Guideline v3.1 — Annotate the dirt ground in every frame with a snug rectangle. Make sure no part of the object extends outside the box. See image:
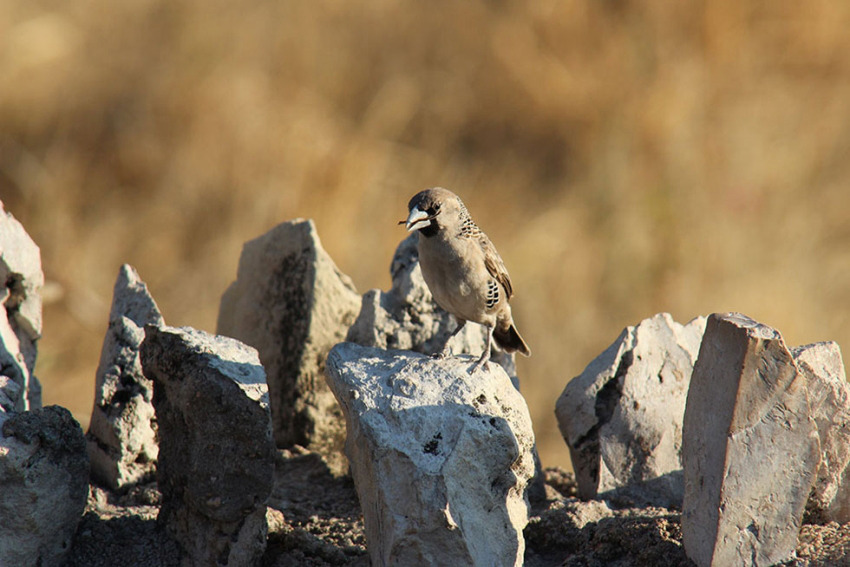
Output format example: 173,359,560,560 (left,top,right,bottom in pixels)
65,449,850,567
